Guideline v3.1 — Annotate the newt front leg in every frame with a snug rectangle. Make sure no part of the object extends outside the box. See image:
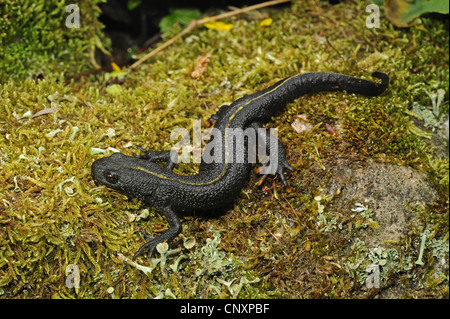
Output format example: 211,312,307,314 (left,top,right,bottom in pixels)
133,206,182,259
